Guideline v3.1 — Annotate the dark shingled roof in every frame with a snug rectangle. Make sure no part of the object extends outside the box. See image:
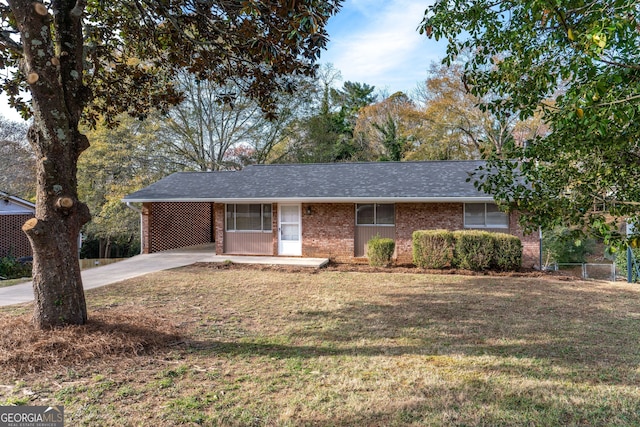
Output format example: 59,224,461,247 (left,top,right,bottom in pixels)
123,161,493,202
